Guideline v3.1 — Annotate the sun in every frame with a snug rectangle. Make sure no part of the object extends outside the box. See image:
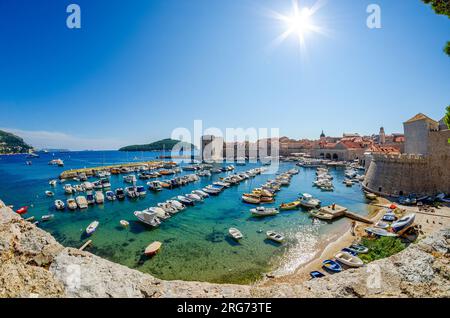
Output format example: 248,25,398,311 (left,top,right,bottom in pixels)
269,0,326,53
